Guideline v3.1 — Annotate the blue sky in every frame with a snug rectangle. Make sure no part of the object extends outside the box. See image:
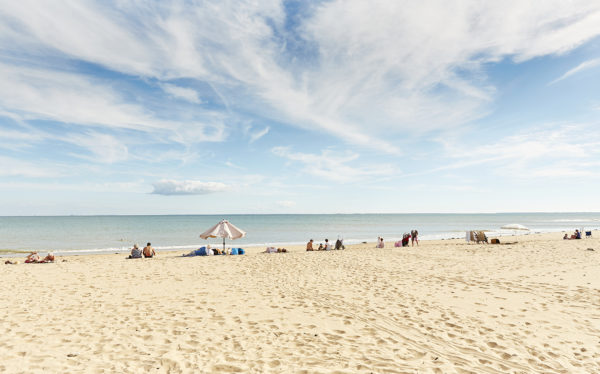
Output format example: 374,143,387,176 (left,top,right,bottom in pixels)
1,0,599,215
